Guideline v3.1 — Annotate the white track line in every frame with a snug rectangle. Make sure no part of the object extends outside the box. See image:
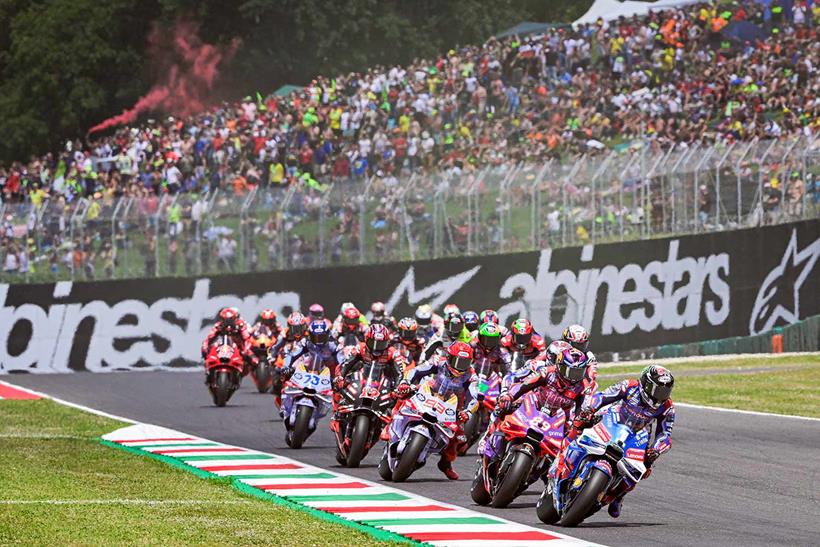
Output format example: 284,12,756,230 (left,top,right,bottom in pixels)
599,351,820,367
675,402,820,421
